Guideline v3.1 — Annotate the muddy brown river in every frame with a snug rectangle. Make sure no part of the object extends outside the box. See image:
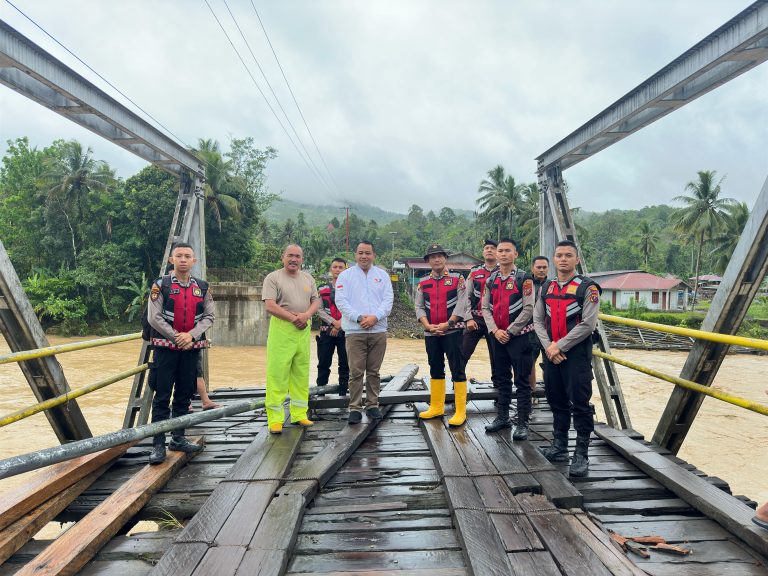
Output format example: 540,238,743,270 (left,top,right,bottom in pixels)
1,336,766,509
